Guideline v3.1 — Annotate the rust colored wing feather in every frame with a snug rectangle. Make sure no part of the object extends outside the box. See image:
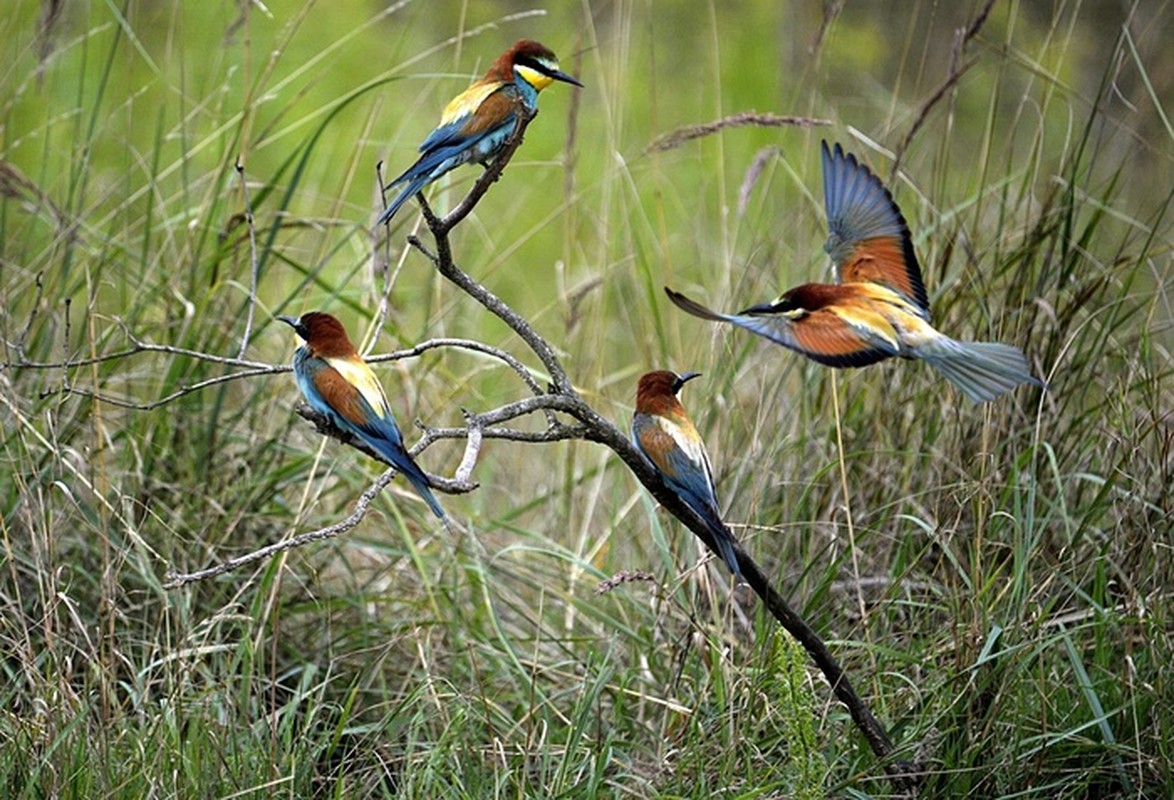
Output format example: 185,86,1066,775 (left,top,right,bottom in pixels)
787,308,897,367
312,366,379,432
460,89,521,137
839,235,924,308
822,141,929,312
